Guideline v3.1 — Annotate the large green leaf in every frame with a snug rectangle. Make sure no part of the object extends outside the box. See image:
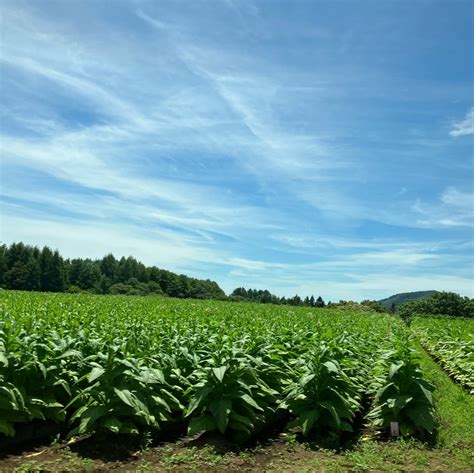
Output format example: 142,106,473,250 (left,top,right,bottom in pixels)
230,411,254,429
186,386,213,417
0,419,15,437
238,394,263,412
113,388,151,421
405,406,436,434
320,400,341,428
88,367,105,383
0,351,8,368
212,366,228,383
323,361,340,374
188,415,216,436
210,398,232,434
388,362,403,380
416,381,433,404
77,405,109,434
288,409,319,436
101,416,123,433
